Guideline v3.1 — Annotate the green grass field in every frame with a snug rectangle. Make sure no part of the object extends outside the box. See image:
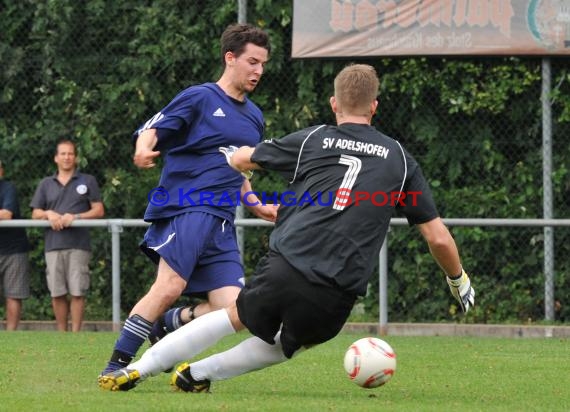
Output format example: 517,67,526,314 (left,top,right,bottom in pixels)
1,331,568,411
